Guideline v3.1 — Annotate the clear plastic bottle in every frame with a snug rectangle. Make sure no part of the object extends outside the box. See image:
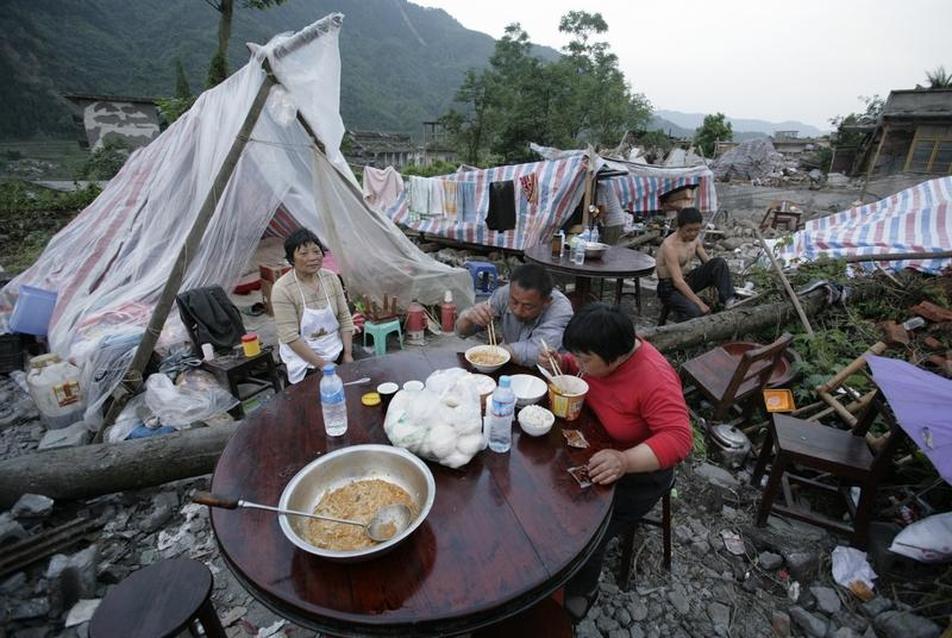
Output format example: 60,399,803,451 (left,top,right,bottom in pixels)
319,363,348,436
590,225,600,244
571,237,586,265
488,375,515,453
